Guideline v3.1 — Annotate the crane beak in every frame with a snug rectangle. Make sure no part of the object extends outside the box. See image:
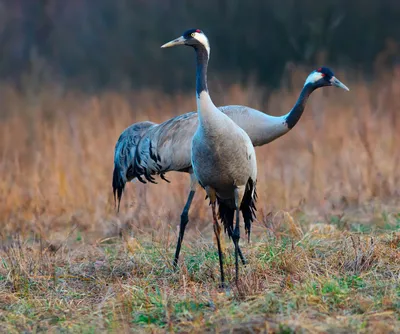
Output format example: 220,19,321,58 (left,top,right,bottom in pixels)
161,36,186,48
331,76,350,91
